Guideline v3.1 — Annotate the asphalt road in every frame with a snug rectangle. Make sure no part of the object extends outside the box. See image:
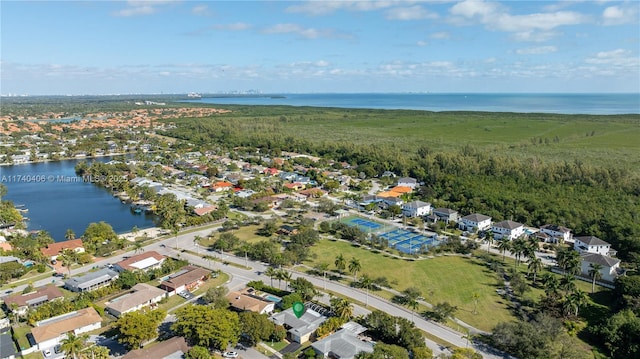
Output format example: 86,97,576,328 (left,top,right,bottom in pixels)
3,225,512,358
